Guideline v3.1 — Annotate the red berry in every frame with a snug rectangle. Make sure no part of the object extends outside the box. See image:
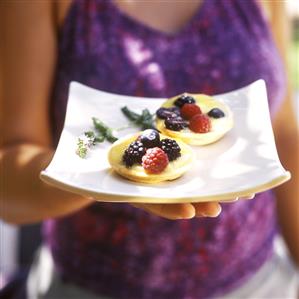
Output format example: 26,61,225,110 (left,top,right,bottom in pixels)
189,114,211,133
142,147,169,174
180,104,202,120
